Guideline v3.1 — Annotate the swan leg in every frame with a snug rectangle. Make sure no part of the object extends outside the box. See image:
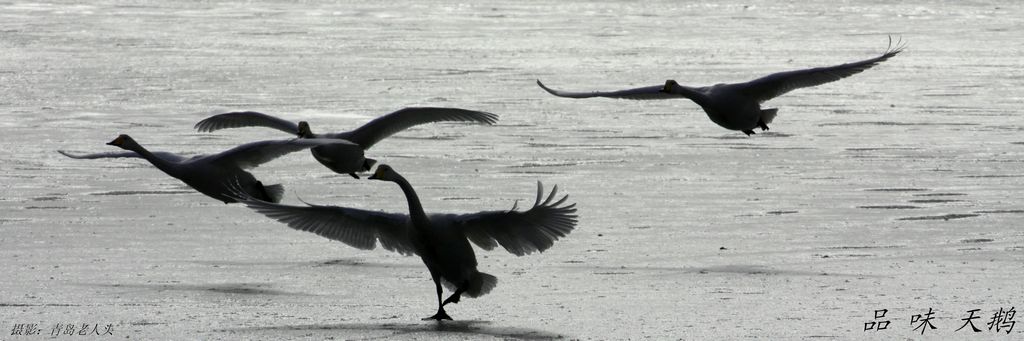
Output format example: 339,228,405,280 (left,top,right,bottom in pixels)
742,129,756,136
442,280,469,306
424,273,452,321
348,172,360,179
757,120,770,131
